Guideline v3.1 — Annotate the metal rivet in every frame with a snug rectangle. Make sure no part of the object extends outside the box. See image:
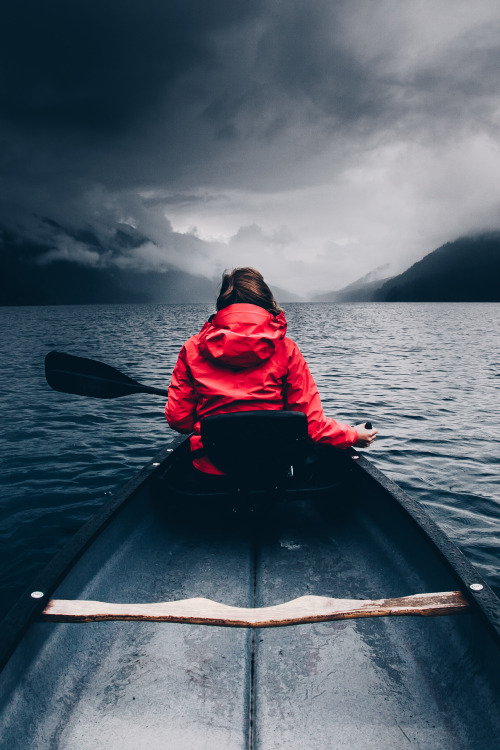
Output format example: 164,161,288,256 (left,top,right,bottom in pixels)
152,462,160,467
166,449,173,453
469,583,484,592
31,591,44,599
352,455,359,461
